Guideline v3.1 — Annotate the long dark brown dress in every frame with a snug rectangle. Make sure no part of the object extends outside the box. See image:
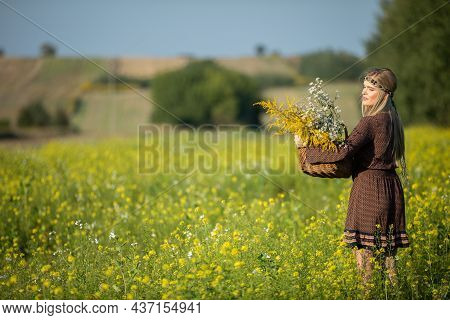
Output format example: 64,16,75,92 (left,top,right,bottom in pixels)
305,112,409,250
